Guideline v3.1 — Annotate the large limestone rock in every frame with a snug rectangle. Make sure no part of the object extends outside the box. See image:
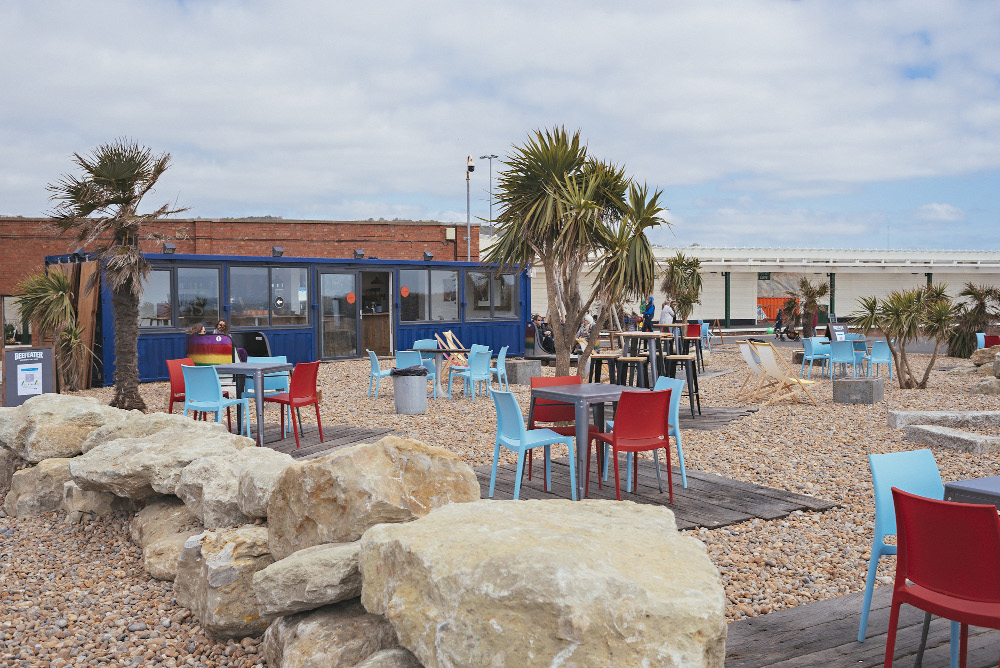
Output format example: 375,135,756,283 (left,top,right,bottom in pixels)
252,542,362,618
973,378,1000,395
261,600,401,668
0,447,27,493
268,436,479,560
238,450,296,518
971,347,1000,366
80,410,207,453
0,394,127,463
131,498,204,580
62,480,136,524
355,649,423,668
177,448,294,527
175,526,274,639
3,458,73,517
361,500,727,668
69,425,254,499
